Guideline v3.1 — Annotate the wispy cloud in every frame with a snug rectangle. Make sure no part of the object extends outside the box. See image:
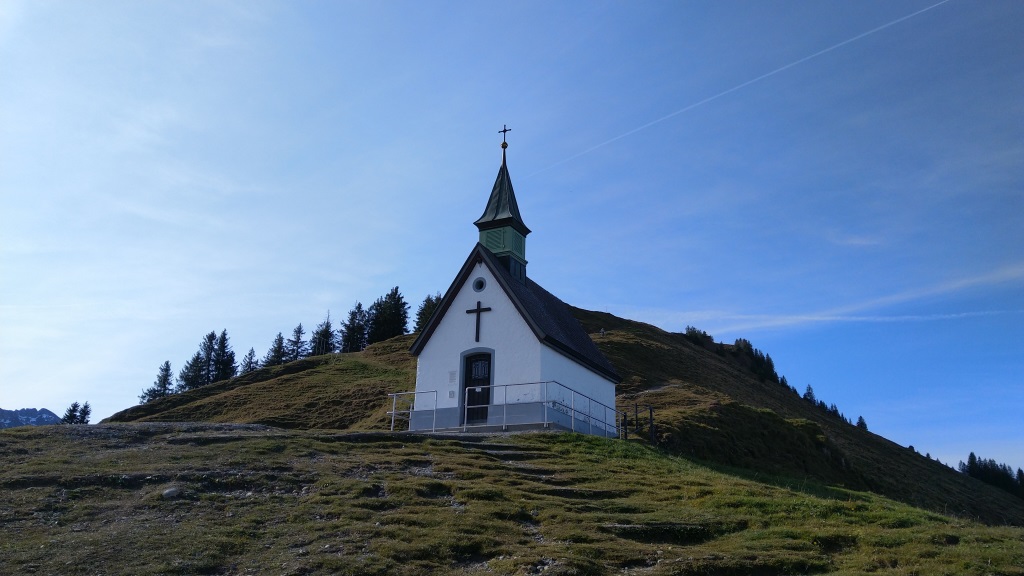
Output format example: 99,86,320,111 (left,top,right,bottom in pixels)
719,264,1024,332
620,263,1024,334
